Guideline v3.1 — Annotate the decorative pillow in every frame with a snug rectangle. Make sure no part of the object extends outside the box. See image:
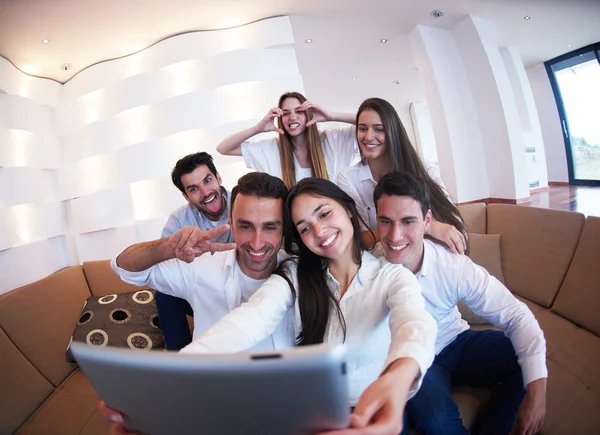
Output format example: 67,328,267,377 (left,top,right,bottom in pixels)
67,290,164,362
458,233,505,325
